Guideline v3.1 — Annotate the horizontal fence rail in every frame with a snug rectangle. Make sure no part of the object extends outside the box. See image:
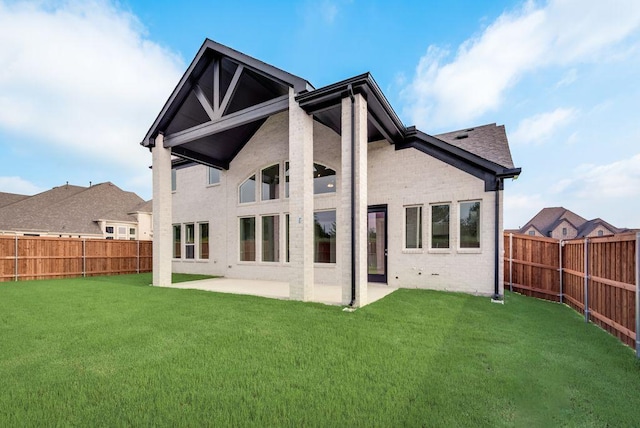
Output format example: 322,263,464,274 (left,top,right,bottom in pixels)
0,236,152,282
504,232,639,355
